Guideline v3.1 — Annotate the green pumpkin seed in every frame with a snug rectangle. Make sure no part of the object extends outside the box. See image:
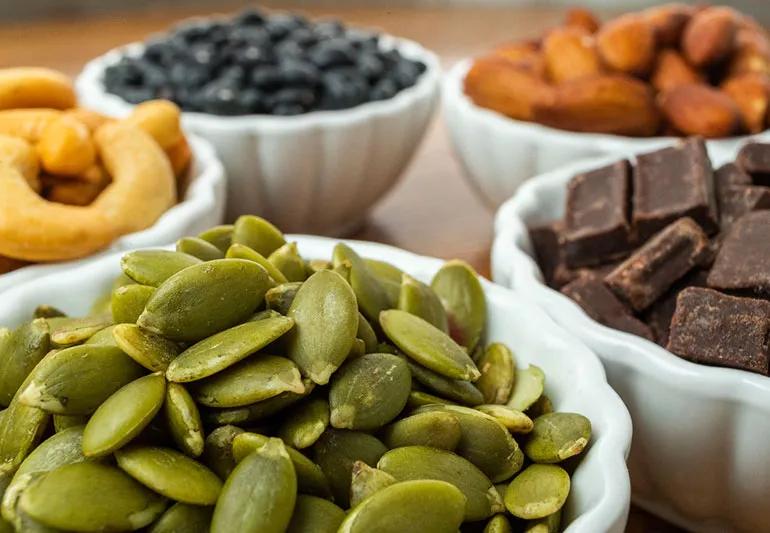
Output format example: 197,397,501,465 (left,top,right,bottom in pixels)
138,259,273,342
527,395,554,419
176,237,225,261
82,373,166,458
380,310,480,382
211,438,296,533
287,494,345,533
484,514,513,533
406,360,484,406
0,398,48,477
523,413,591,463
306,259,331,274
250,309,285,321
476,405,534,434
193,355,305,408
356,313,378,353
265,282,302,315
415,405,523,483
231,215,286,258
333,244,390,322
507,365,545,412
116,446,222,505
268,242,307,282
285,270,358,385
232,433,331,499
347,338,366,359
166,317,294,383
112,324,180,372
332,260,351,283
406,391,455,409
19,462,166,531
112,284,156,324
149,502,212,533
525,510,561,533
227,243,289,284
382,411,462,451
431,260,486,353
18,345,144,415
52,414,87,433
121,250,202,287
198,225,234,253
32,306,65,319
278,397,330,449
0,319,50,406
504,464,570,520
312,429,387,507
84,325,119,347
364,259,402,308
202,381,314,426
349,461,396,508
476,343,515,405
398,274,449,332
165,383,204,457
329,353,411,431
10,508,56,533
46,314,112,348
202,426,244,479
377,446,503,521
